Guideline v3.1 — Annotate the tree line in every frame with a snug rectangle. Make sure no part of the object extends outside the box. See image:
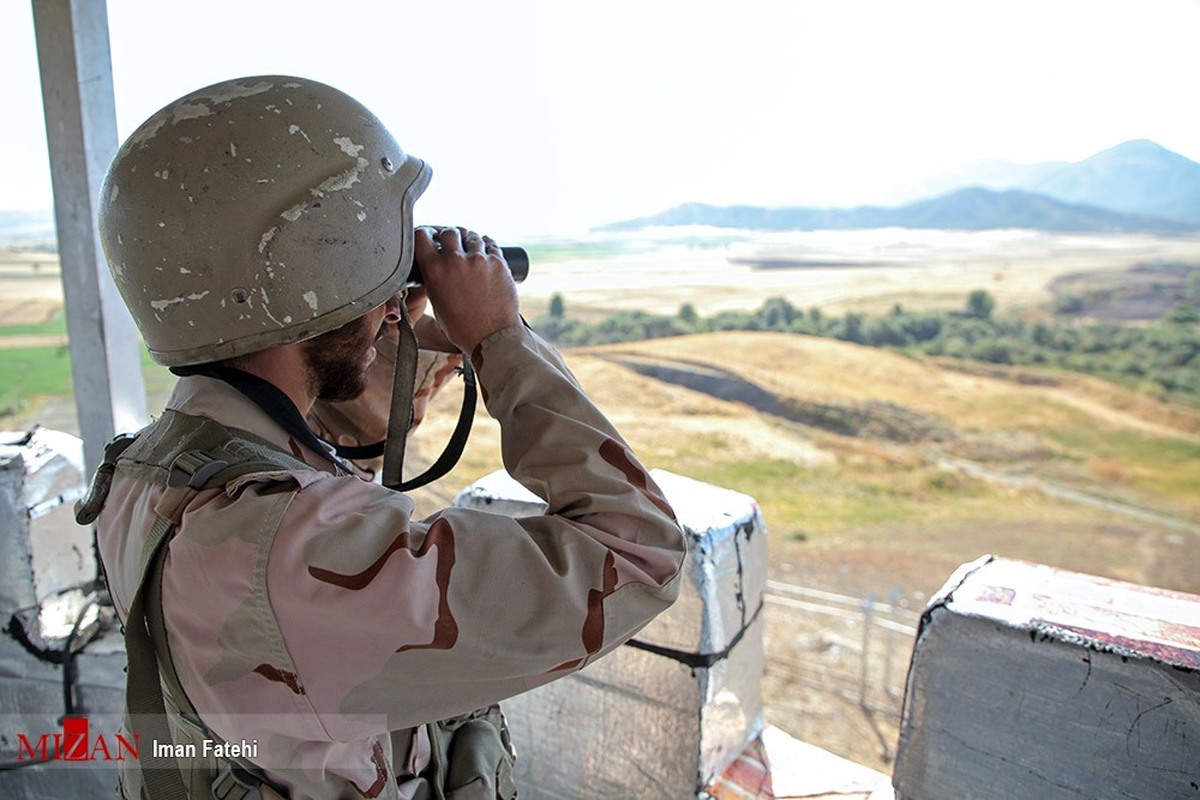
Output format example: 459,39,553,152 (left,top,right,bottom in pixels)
531,287,1200,404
